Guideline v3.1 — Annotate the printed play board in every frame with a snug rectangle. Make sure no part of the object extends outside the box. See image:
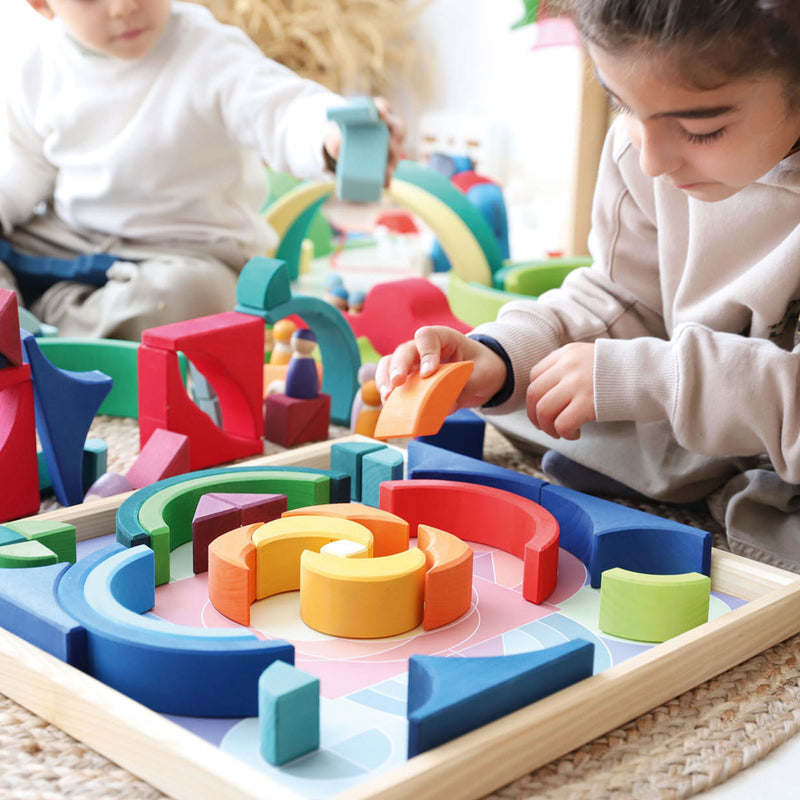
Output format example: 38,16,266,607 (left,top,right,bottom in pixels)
1,437,800,800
